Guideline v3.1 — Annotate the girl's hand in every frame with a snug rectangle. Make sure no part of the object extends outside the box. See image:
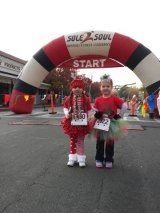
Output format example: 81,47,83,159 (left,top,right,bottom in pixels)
67,107,72,118
113,114,121,120
94,111,103,119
